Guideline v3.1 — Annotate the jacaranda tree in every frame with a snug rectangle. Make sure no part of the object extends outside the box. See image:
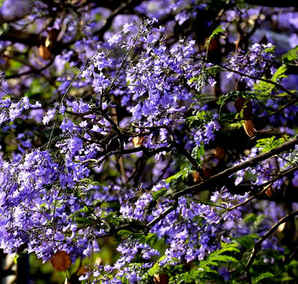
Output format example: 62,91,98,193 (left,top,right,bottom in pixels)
0,0,297,283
